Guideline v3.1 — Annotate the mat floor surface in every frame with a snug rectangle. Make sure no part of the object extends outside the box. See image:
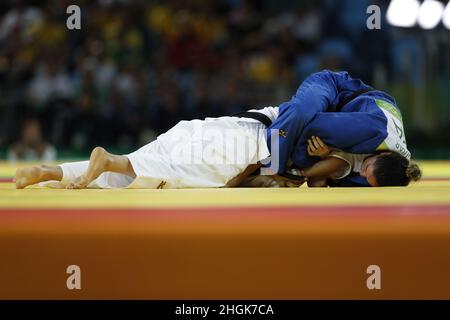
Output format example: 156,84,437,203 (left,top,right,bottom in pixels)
1,161,450,299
